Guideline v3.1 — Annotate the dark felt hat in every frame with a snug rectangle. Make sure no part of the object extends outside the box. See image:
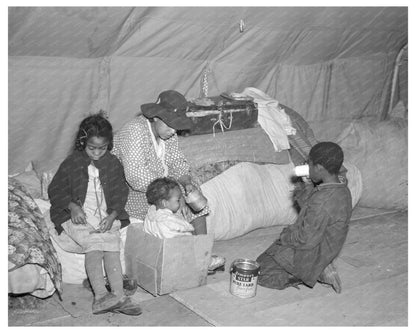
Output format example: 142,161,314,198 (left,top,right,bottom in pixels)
141,90,193,130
